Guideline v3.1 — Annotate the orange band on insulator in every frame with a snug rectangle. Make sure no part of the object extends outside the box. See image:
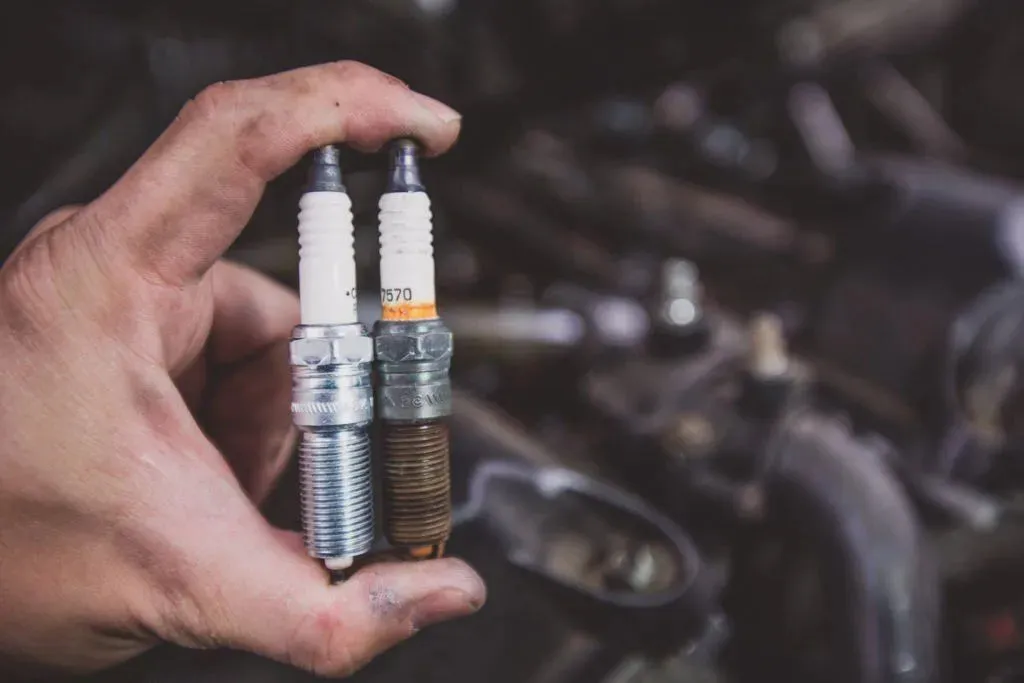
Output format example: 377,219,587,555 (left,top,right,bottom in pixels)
382,302,438,321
